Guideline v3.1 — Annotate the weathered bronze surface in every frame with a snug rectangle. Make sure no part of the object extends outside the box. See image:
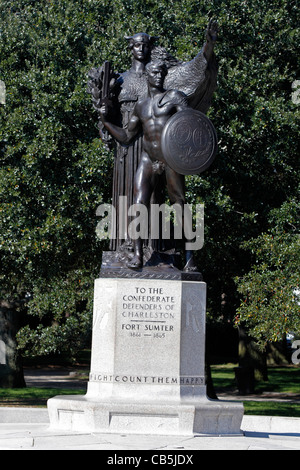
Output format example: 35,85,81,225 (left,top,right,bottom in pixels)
88,21,218,274
161,109,217,175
